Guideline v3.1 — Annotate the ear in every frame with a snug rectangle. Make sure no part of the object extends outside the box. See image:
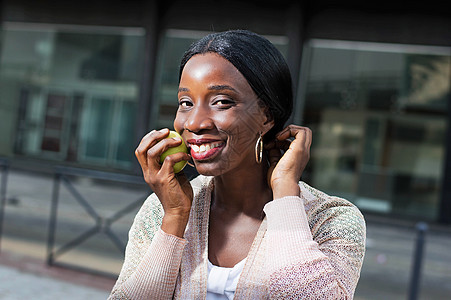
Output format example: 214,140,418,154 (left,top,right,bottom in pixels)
262,106,275,136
